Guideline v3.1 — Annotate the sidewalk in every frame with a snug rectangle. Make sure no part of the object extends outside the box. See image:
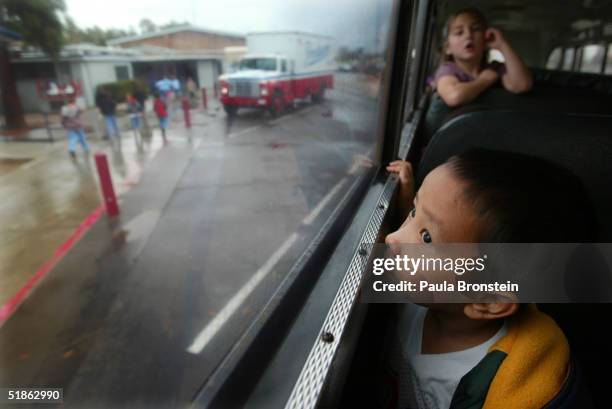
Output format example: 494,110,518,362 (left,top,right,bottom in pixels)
0,104,221,308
